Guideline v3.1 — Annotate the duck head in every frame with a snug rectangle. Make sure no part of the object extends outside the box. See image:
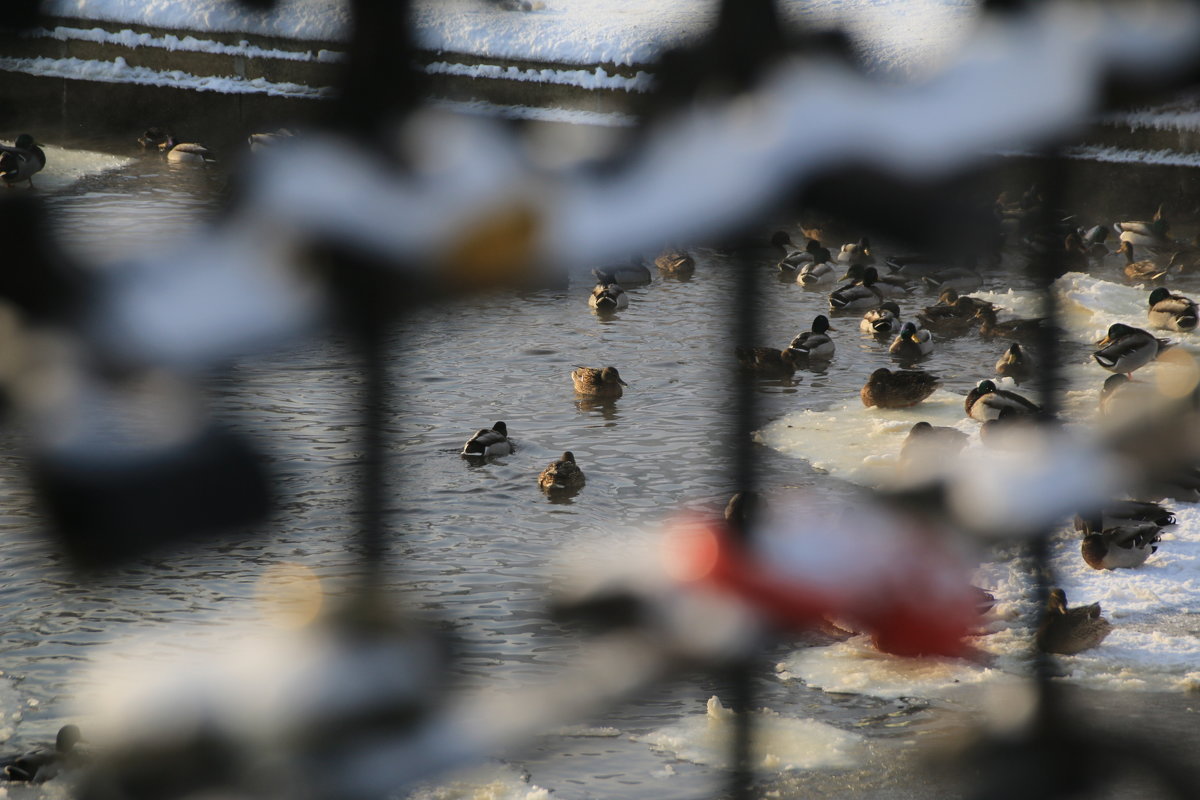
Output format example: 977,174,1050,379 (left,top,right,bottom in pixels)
975,379,998,395
600,366,628,386
811,314,834,333
1096,322,1136,346
1148,286,1173,306
13,133,38,150
898,321,918,340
